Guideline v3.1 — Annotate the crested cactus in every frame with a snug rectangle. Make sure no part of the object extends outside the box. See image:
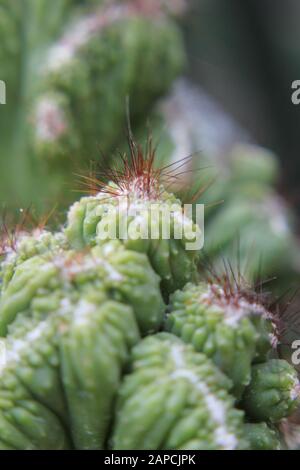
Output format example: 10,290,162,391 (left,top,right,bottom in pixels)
65,138,201,294
0,143,299,450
